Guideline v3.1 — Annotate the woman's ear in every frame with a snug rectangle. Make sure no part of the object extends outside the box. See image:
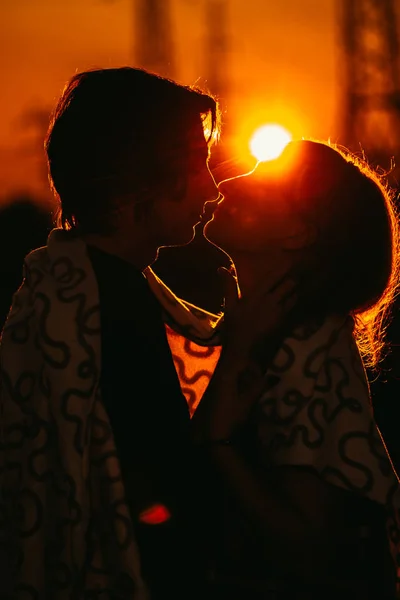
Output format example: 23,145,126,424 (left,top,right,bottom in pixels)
282,165,323,251
281,220,316,250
